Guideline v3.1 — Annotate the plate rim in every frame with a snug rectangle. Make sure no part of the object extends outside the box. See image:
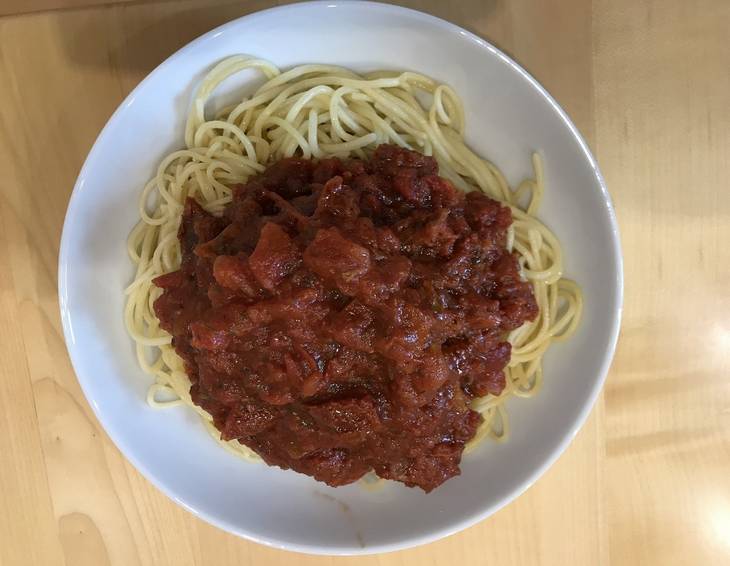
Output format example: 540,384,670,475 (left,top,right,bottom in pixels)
58,0,623,555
